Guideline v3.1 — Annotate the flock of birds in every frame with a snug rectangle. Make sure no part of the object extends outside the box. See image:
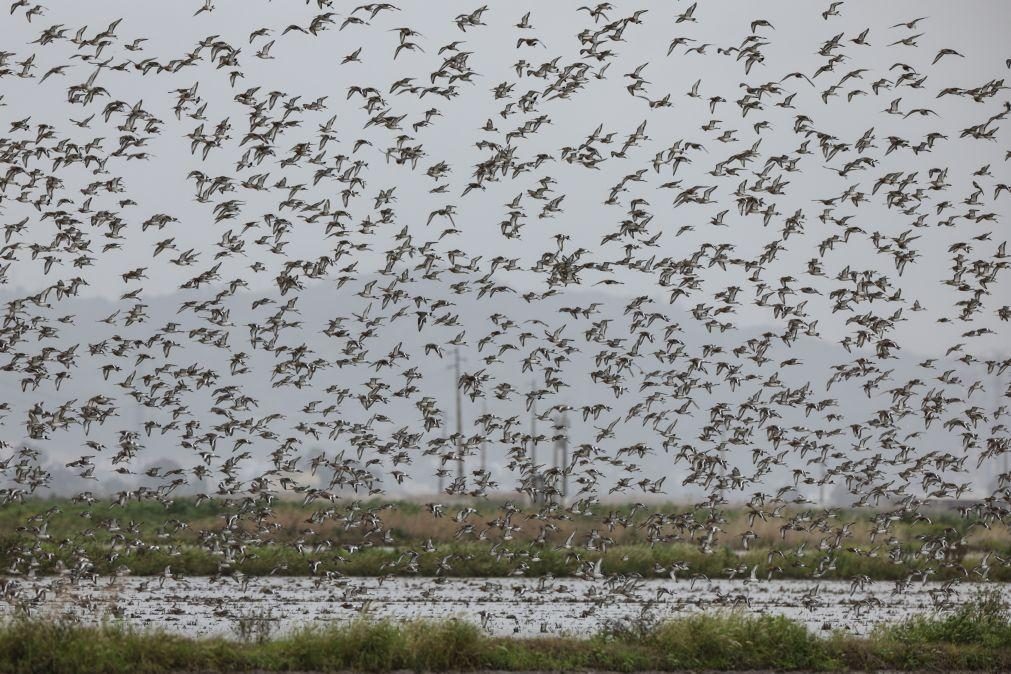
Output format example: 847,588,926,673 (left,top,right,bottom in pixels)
0,0,1009,624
